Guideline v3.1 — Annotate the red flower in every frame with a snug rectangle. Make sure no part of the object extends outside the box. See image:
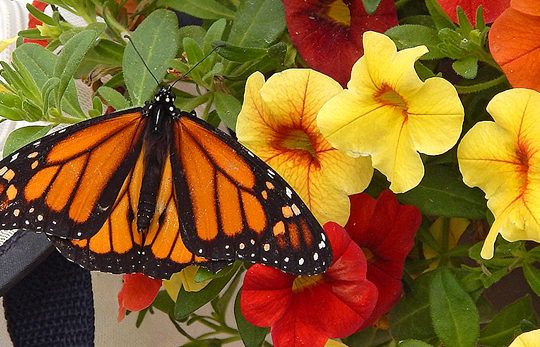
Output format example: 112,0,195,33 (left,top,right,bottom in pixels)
24,1,49,47
282,0,398,86
436,0,509,24
117,273,162,321
240,222,378,347
345,190,421,328
489,2,540,91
